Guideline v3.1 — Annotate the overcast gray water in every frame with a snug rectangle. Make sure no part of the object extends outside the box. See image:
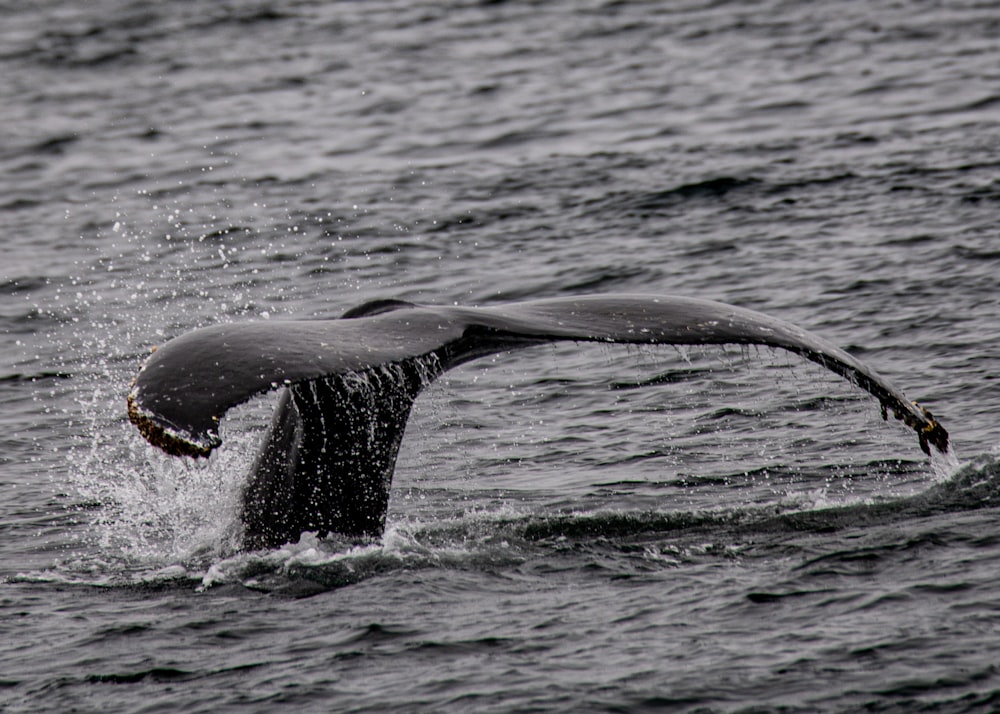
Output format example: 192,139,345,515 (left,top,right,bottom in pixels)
2,1,999,711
